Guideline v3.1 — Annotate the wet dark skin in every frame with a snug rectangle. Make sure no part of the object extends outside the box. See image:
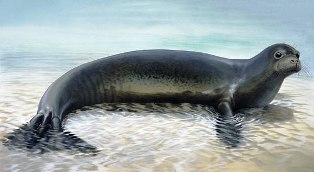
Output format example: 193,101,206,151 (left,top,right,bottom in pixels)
29,44,301,135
